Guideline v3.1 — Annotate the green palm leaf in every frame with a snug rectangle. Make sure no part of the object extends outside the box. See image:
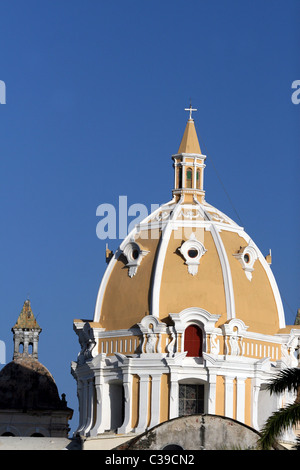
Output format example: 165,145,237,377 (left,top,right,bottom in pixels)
266,368,300,395
258,400,300,449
